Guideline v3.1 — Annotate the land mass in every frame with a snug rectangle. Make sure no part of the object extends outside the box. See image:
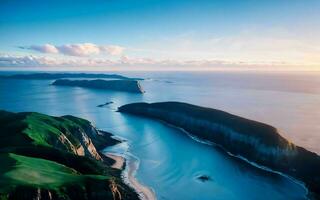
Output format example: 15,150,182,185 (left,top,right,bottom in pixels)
118,101,320,199
52,79,145,94
0,73,143,80
97,101,114,107
0,110,139,200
